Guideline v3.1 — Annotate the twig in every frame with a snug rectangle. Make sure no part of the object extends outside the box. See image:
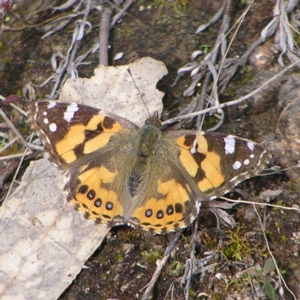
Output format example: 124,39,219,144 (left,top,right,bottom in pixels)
99,8,112,66
219,35,266,91
195,0,232,126
253,205,297,299
2,151,28,201
196,0,227,33
183,219,198,300
220,196,300,211
141,230,182,300
0,108,31,153
110,0,134,29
